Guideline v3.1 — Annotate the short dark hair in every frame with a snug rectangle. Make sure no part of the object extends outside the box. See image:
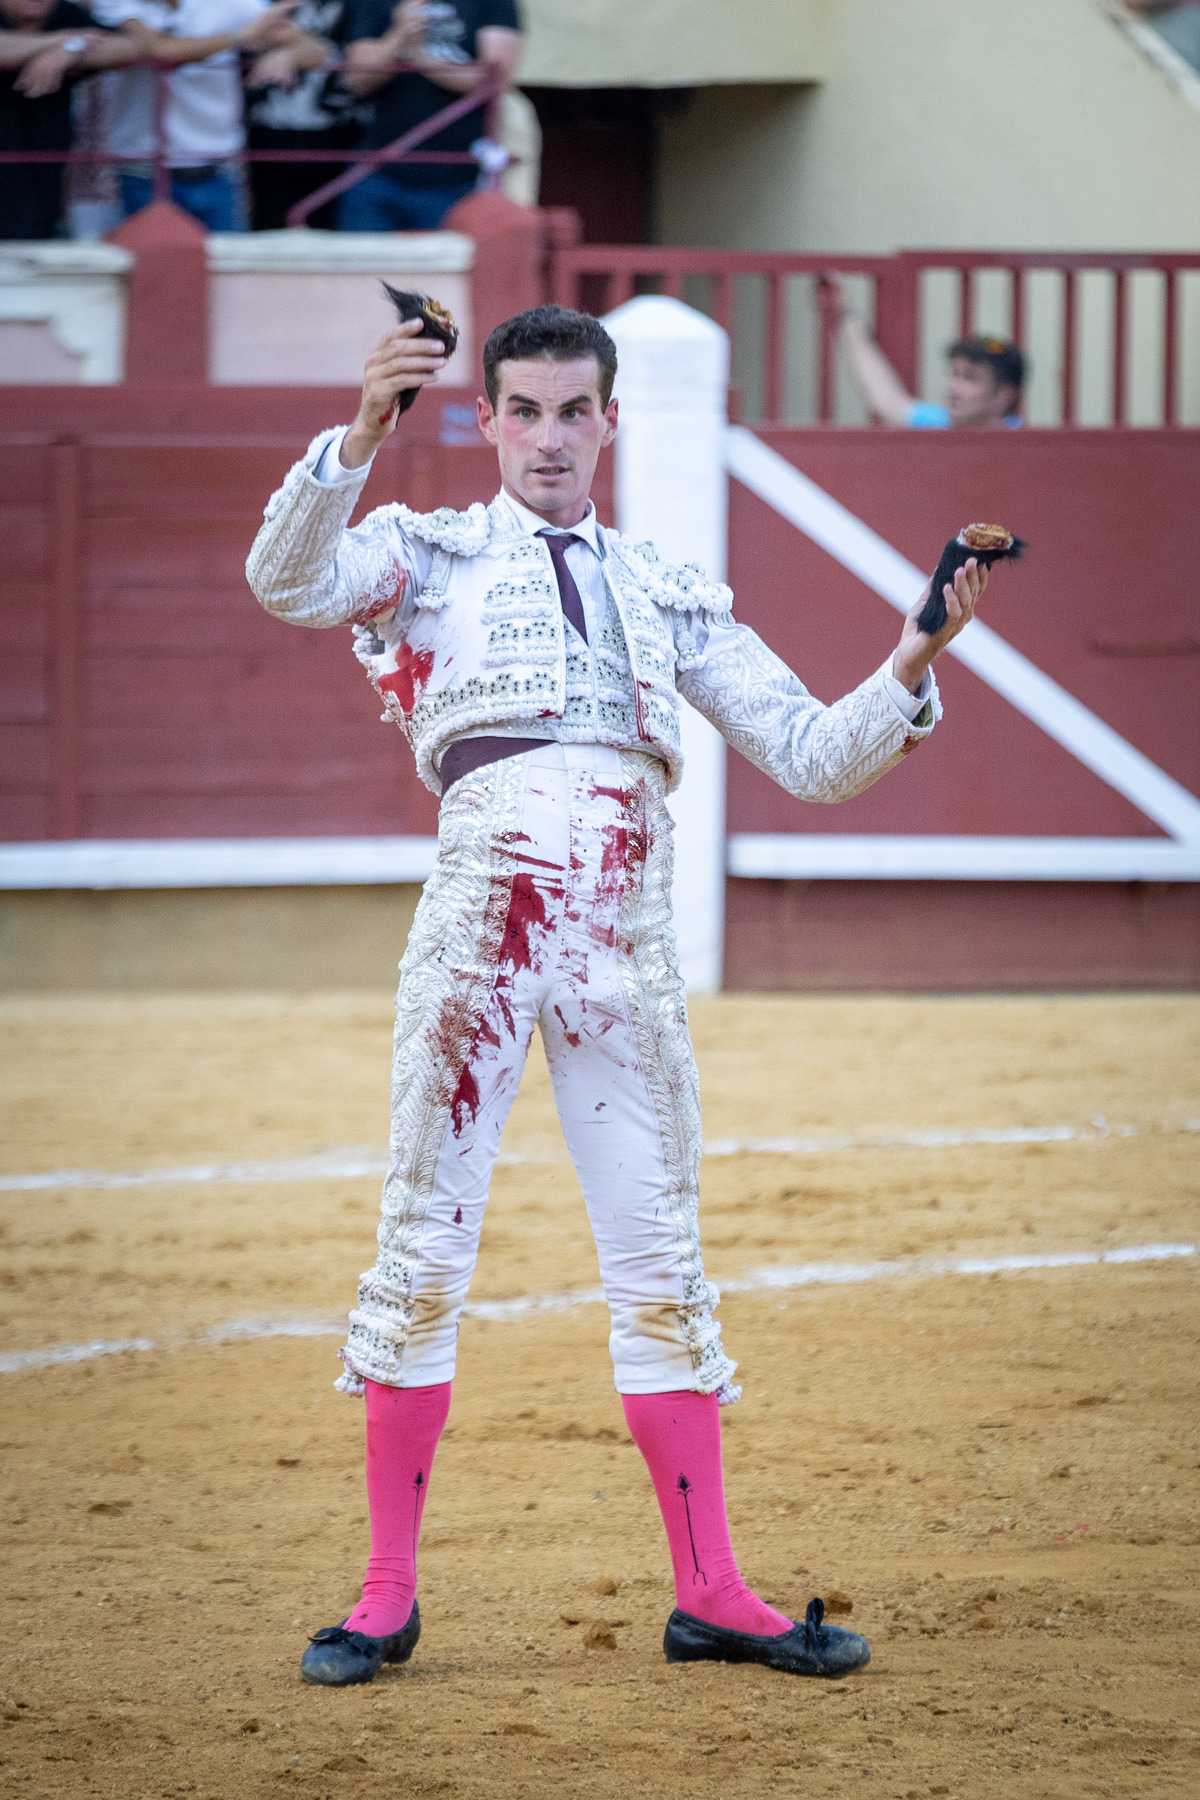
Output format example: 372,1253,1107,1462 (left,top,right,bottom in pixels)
948,334,1026,392
483,305,618,409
